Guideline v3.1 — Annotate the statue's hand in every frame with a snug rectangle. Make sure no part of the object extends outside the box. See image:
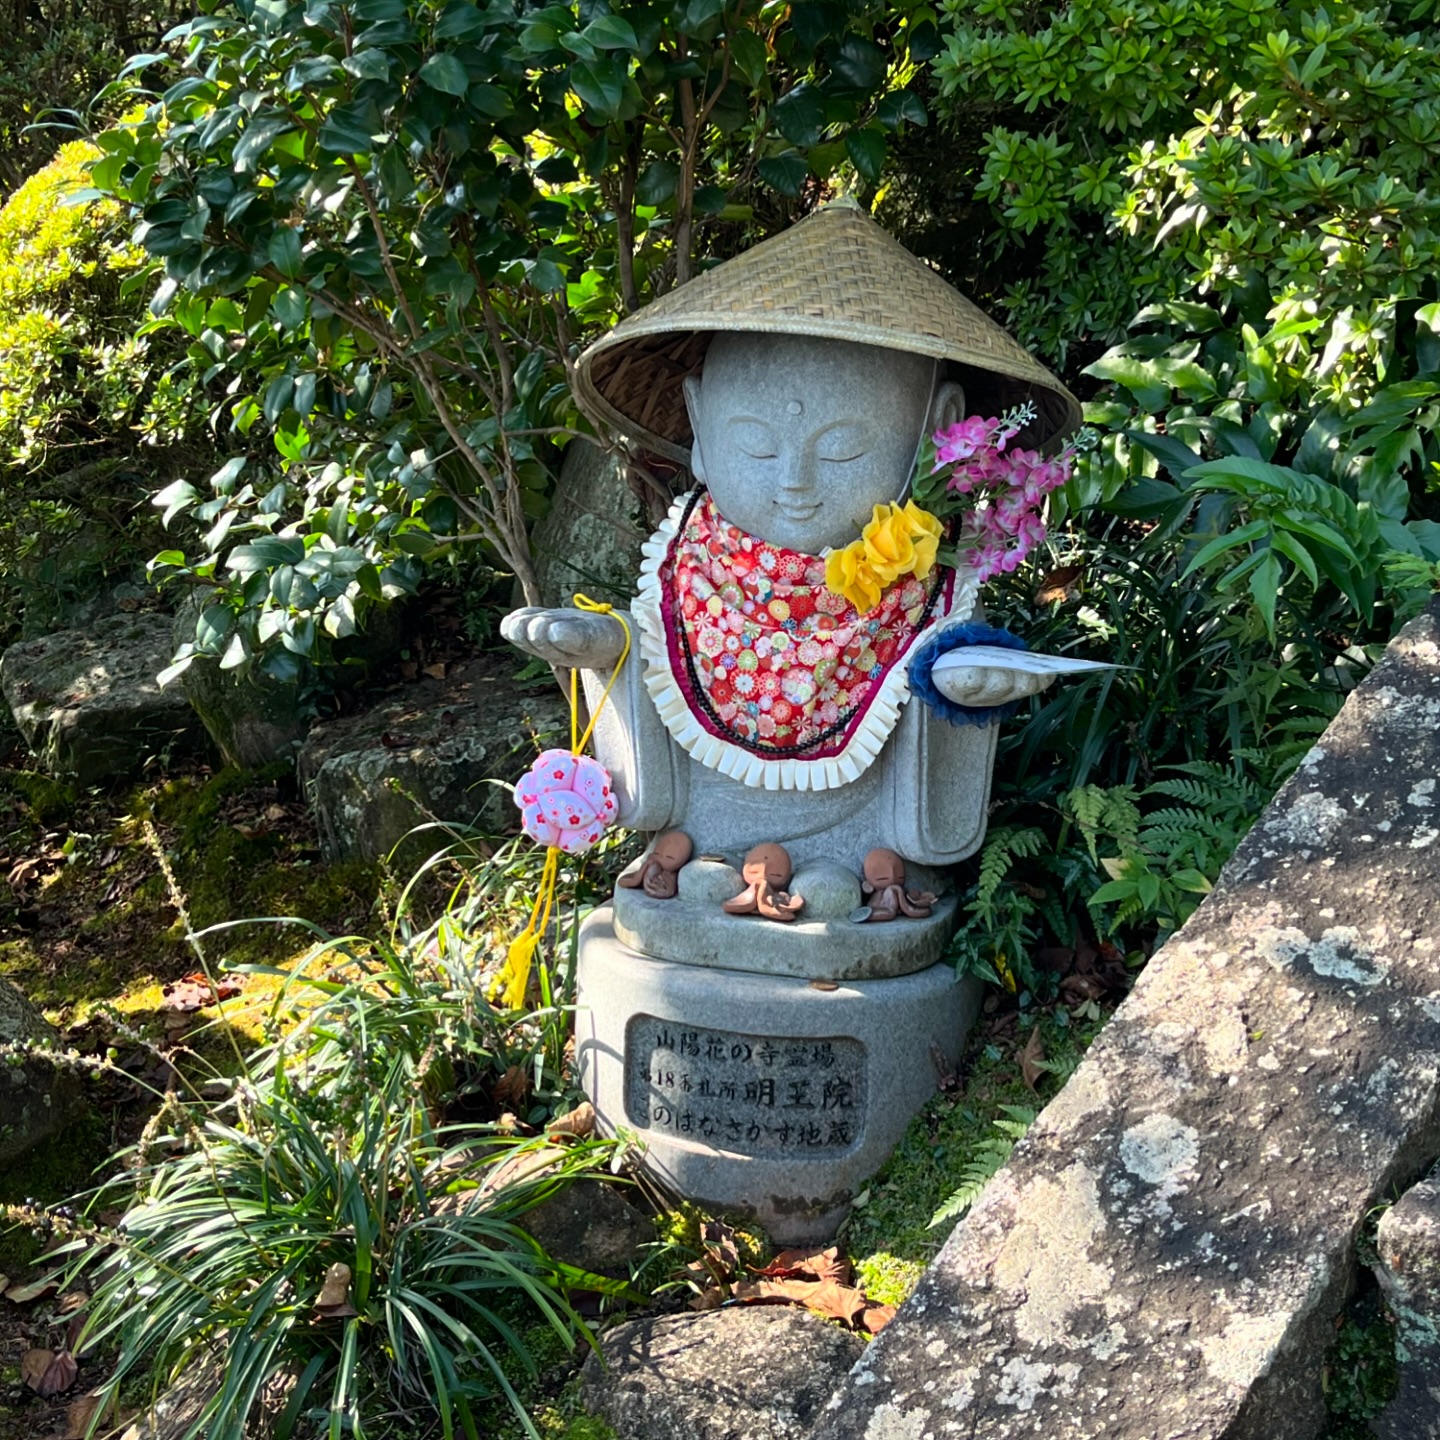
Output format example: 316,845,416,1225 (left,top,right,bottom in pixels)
929,664,1055,708
501,607,628,670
